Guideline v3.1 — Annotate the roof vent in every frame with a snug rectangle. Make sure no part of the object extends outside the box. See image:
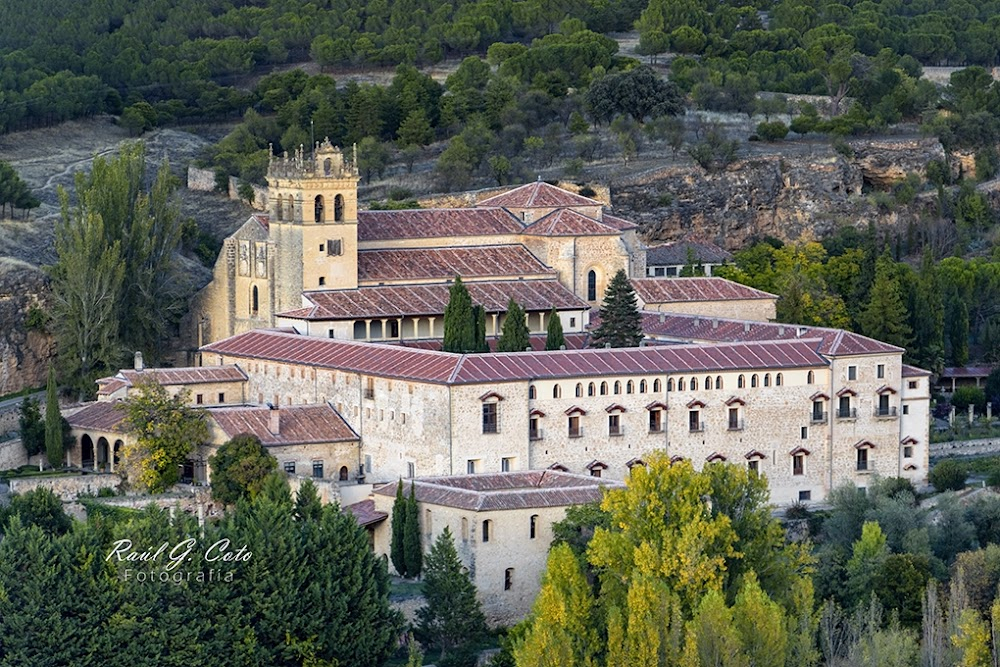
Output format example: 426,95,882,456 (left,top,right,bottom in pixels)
559,345,566,350
693,318,700,327
778,326,785,336
659,313,665,323
605,343,611,349
134,351,144,372
798,327,807,338
743,322,751,333
267,403,280,435
712,319,718,329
